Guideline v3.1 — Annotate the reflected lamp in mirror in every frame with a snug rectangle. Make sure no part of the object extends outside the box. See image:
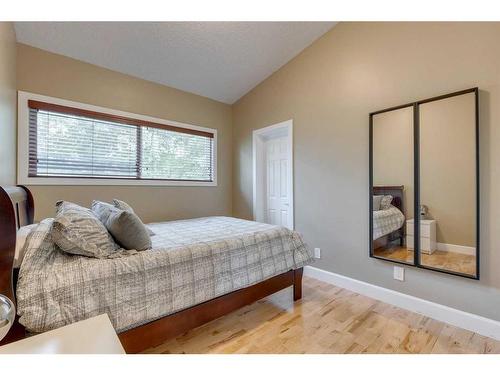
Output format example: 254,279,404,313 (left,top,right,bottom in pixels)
420,205,428,219
0,294,15,342
418,89,478,278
